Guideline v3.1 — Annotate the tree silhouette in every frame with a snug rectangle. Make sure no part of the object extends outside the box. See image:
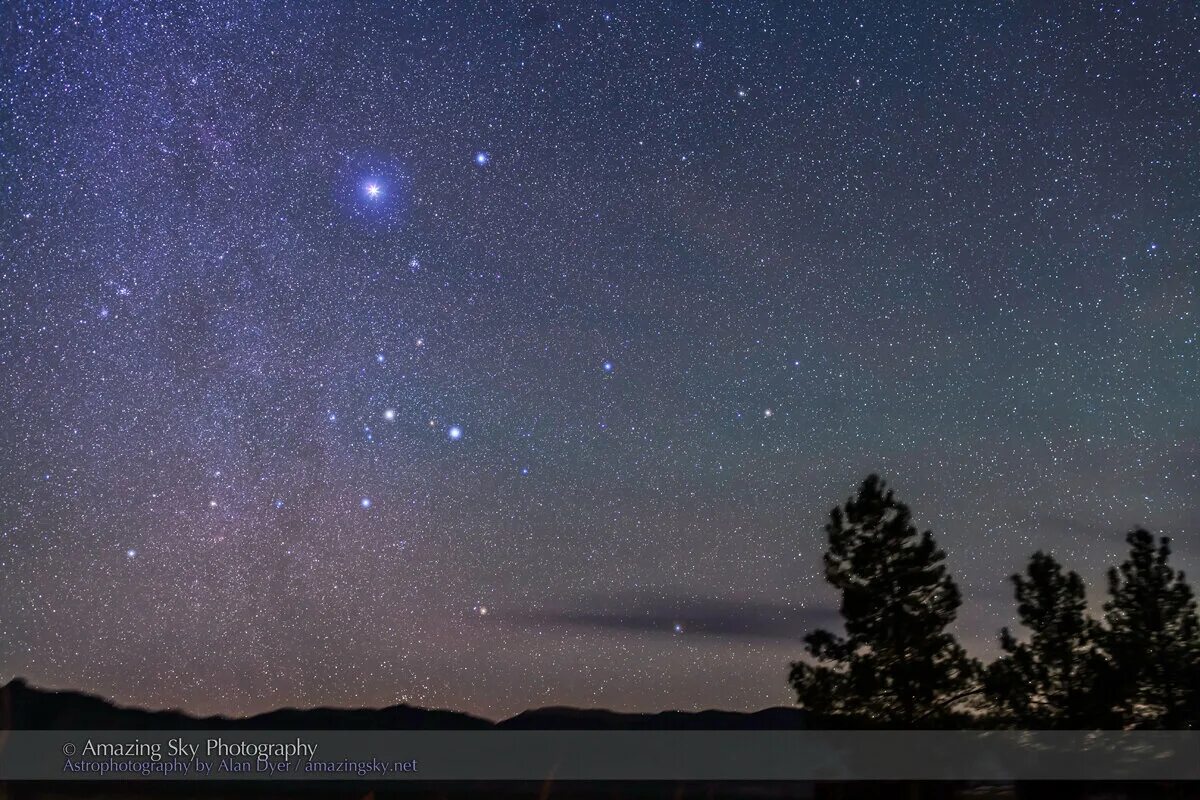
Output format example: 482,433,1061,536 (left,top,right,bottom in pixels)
984,551,1114,728
1100,529,1200,728
789,474,977,725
